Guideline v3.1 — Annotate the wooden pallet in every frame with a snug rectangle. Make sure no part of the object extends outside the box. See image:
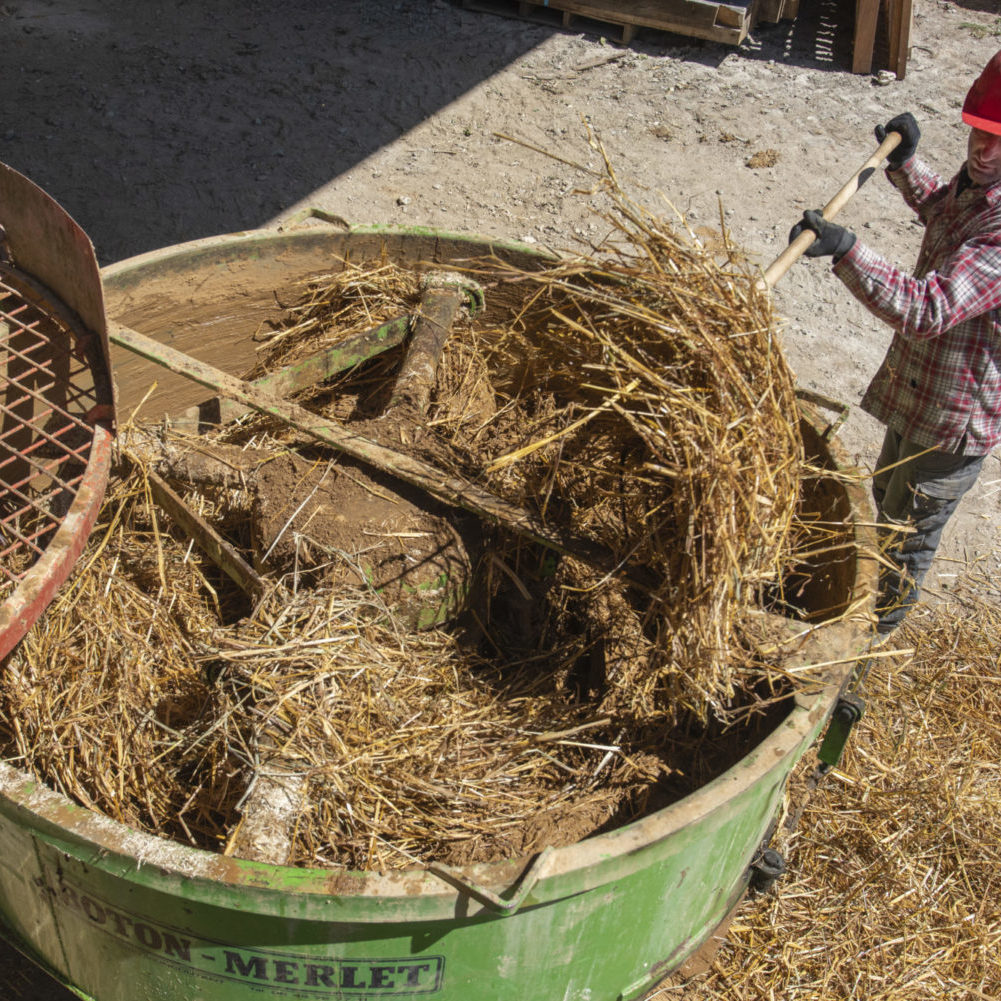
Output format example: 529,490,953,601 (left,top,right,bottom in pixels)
462,0,784,47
